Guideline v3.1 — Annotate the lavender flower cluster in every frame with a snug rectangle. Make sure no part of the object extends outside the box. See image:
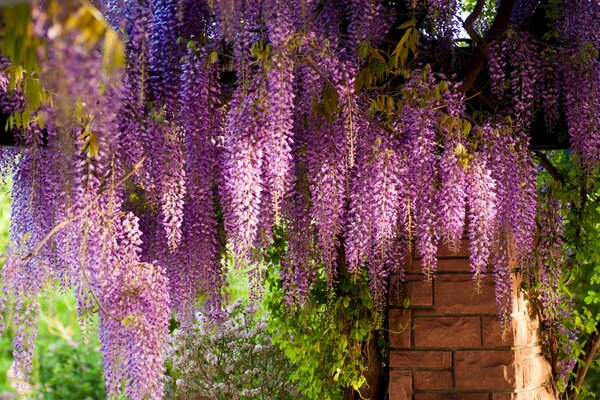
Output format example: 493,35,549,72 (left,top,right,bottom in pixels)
487,6,600,172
